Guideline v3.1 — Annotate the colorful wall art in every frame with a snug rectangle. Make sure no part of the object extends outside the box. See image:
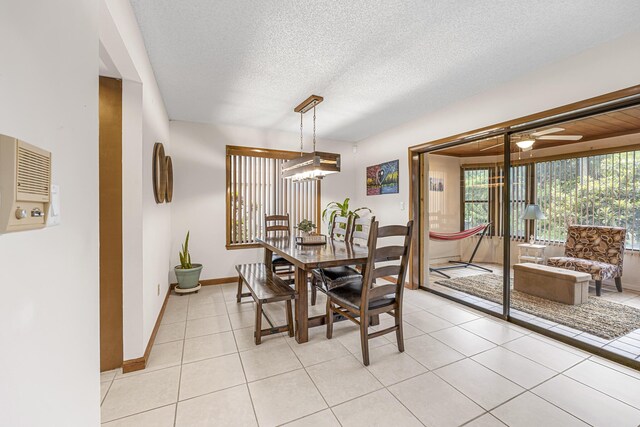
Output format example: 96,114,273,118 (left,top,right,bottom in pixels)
366,159,399,195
